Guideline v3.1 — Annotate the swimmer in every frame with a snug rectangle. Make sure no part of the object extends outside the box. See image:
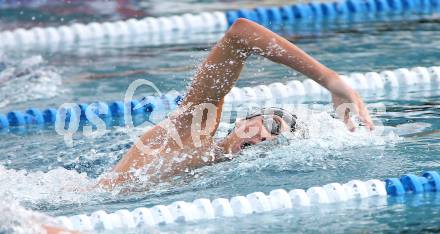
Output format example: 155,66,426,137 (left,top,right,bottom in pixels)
99,18,373,188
